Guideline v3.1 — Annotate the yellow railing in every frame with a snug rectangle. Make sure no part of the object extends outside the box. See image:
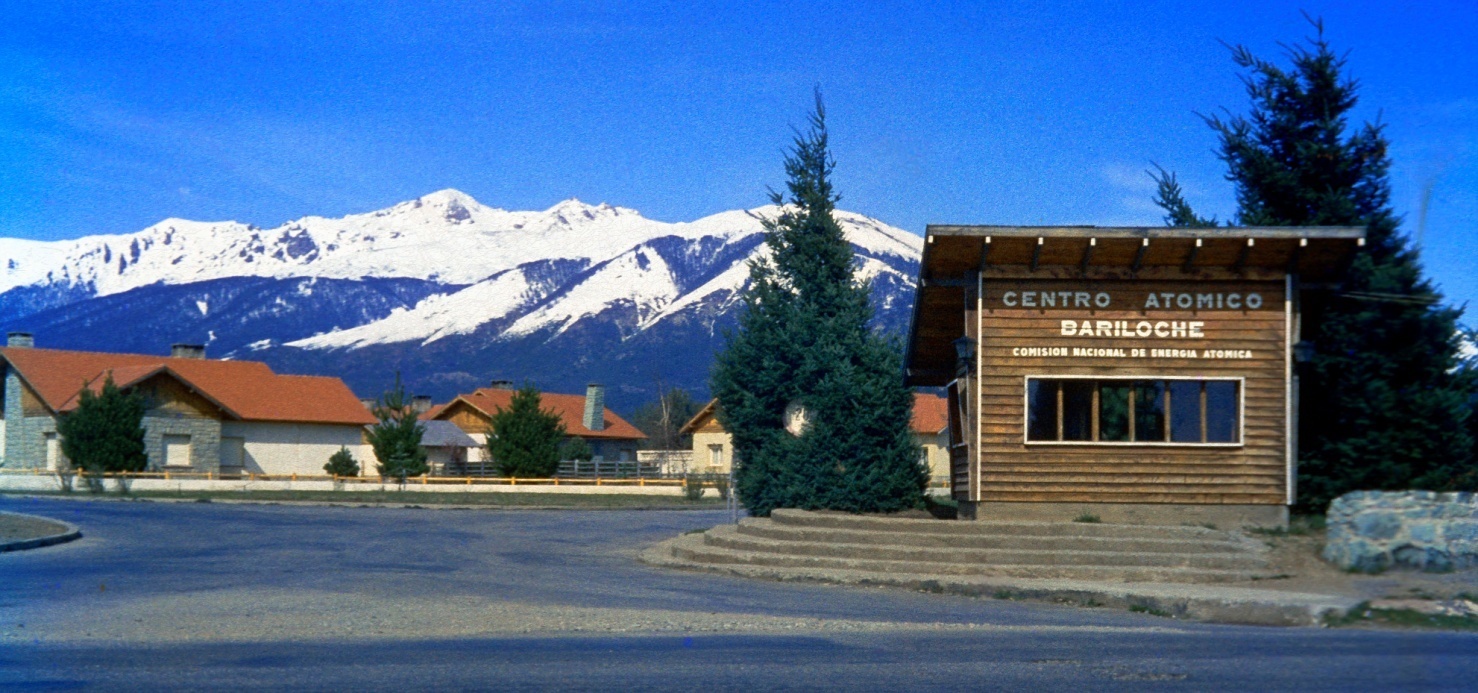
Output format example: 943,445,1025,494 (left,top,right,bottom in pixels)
0,468,685,486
